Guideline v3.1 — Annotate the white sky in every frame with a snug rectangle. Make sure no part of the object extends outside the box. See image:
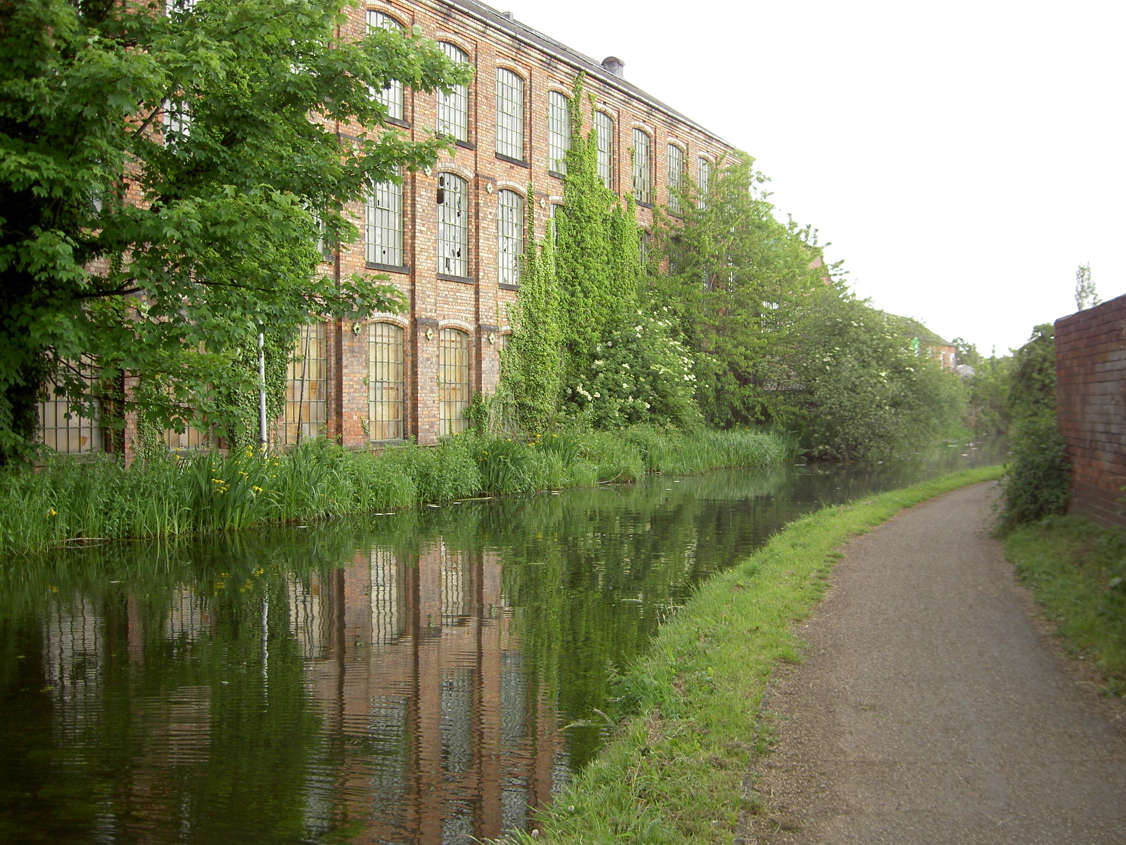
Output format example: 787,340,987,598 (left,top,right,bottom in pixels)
497,0,1126,356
